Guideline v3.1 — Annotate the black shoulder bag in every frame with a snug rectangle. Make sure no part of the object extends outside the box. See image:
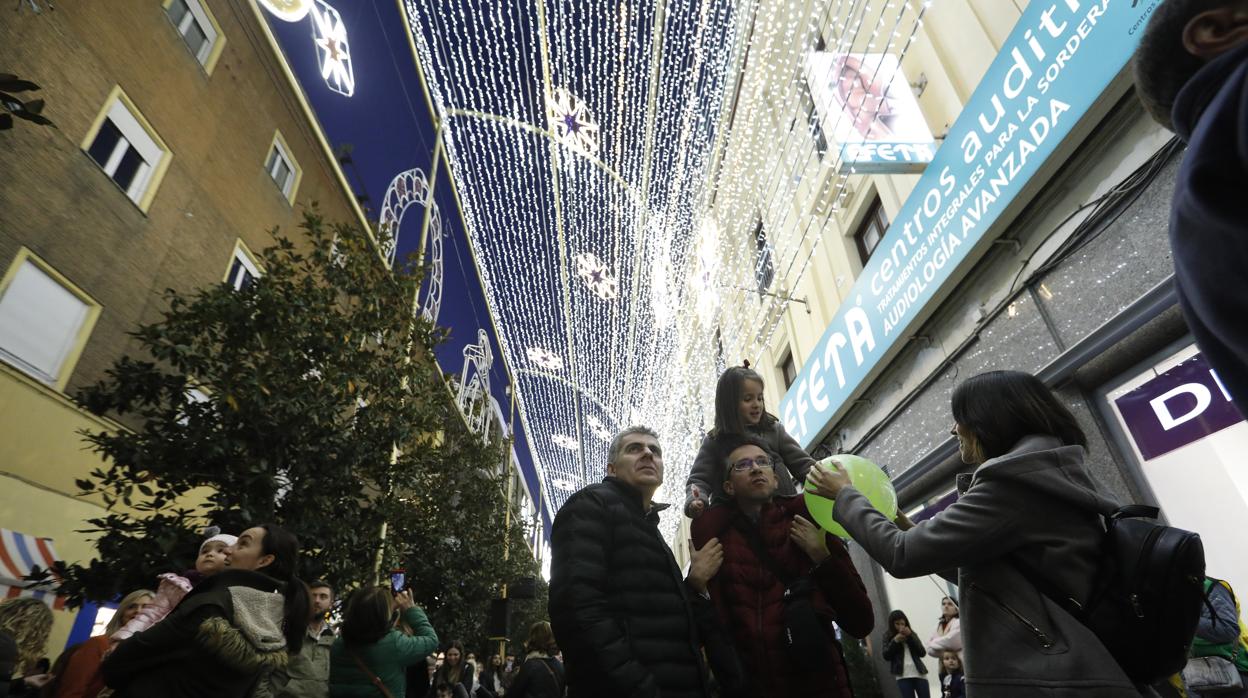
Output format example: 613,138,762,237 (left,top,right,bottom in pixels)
730,517,836,665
